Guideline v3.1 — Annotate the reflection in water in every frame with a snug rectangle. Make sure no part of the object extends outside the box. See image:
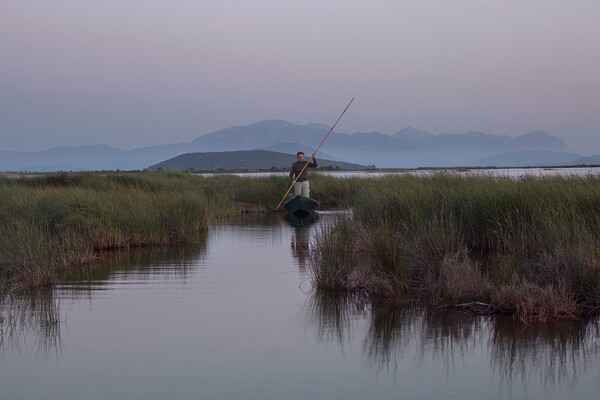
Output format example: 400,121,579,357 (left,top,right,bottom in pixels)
3,215,599,399
60,235,208,297
1,237,208,356
284,212,319,228
307,292,600,387
290,227,311,273
0,290,62,358
284,212,320,273
490,317,600,387
308,291,369,345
